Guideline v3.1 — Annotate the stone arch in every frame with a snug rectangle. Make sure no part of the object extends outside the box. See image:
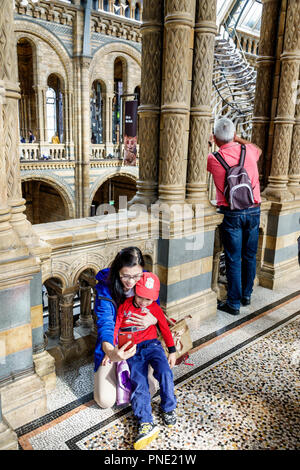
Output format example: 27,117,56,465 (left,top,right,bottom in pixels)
91,41,141,73
72,265,99,287
21,172,76,220
15,20,72,87
42,272,68,290
90,169,137,203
